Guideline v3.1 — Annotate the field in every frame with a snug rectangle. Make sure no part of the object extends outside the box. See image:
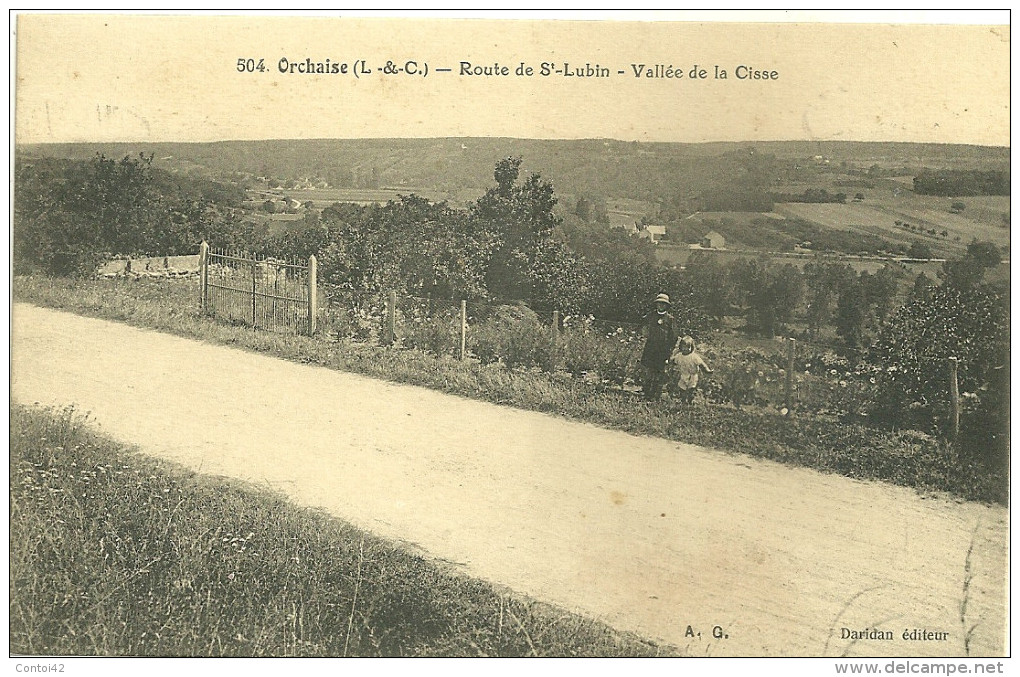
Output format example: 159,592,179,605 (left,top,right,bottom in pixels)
774,202,954,258
770,180,1009,259
652,245,951,277
605,197,656,229
247,187,436,209
685,211,786,223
